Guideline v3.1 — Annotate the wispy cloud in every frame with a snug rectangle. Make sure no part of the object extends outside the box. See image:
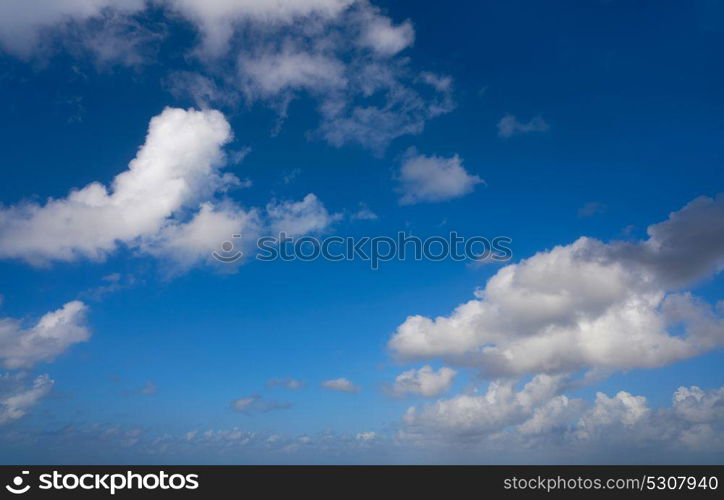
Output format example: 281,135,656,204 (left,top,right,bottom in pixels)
267,378,304,391
497,113,550,138
321,378,361,393
0,373,54,425
232,394,293,414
